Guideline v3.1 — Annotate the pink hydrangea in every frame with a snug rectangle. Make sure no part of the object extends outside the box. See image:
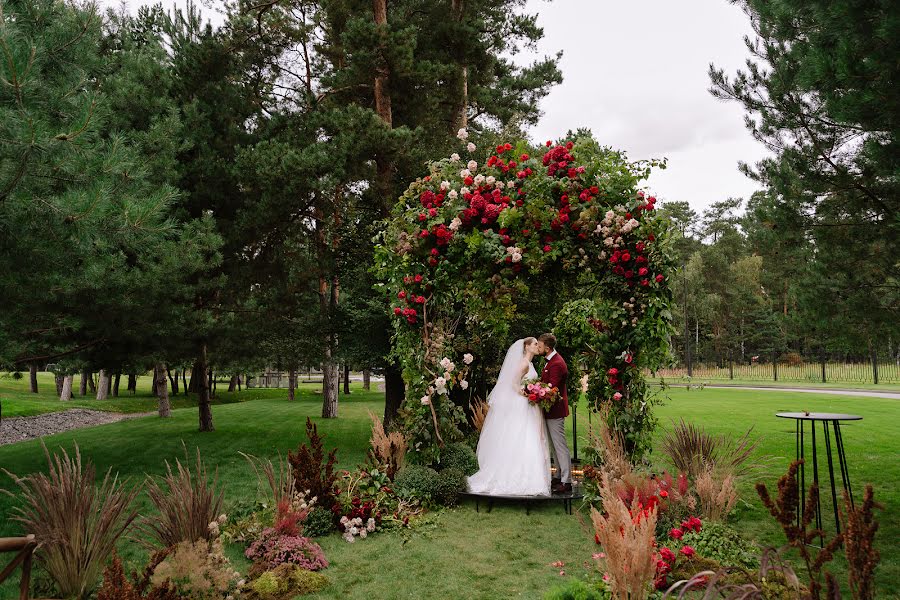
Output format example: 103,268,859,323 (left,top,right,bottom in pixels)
245,527,328,571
